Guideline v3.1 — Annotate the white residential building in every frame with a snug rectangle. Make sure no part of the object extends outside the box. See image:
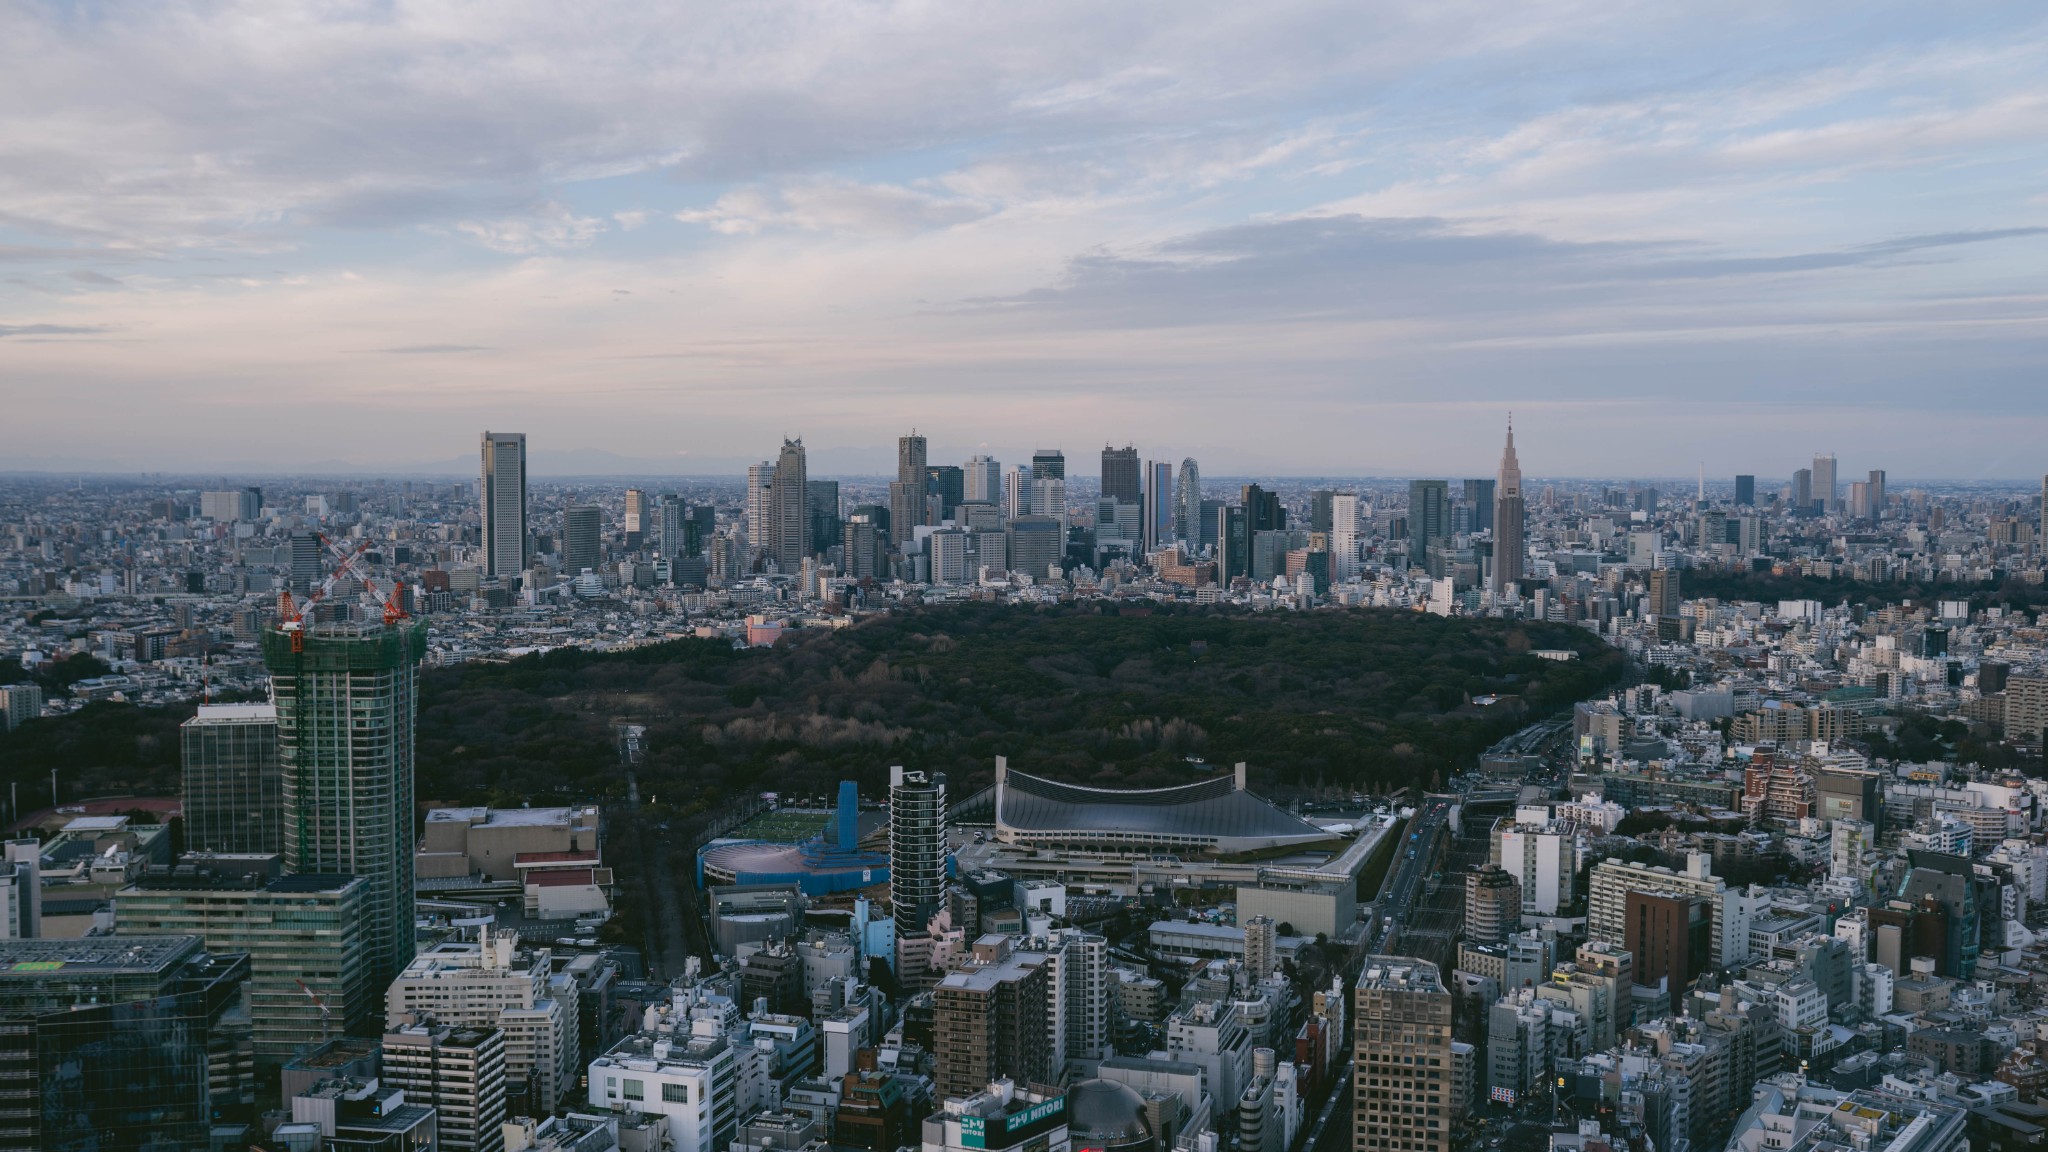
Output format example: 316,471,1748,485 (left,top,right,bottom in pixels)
386,932,581,1113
